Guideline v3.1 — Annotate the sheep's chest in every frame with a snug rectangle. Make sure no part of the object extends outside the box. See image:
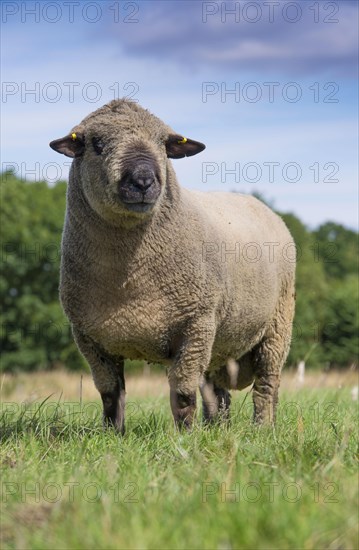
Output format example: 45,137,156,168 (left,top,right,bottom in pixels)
63,274,174,364
93,301,170,362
